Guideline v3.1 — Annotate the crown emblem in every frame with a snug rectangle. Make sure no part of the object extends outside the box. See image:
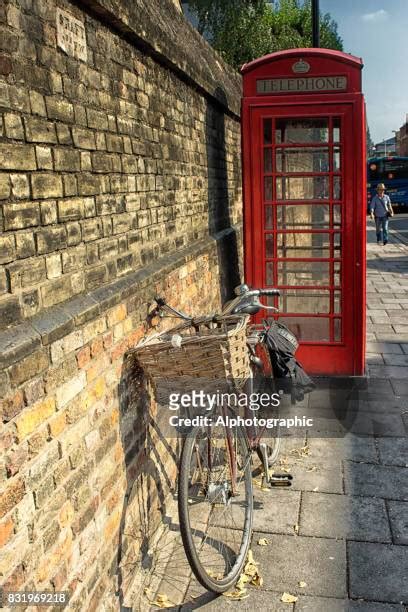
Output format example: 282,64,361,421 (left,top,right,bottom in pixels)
292,59,310,74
